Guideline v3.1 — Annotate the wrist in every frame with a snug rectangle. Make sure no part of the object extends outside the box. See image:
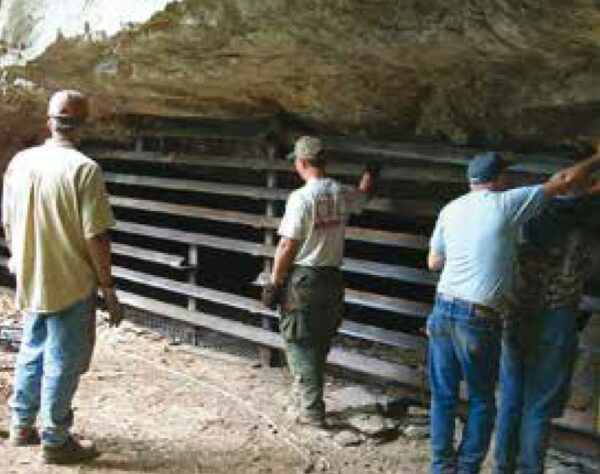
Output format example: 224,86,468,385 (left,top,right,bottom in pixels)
270,276,283,286
100,284,116,294
98,279,114,289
